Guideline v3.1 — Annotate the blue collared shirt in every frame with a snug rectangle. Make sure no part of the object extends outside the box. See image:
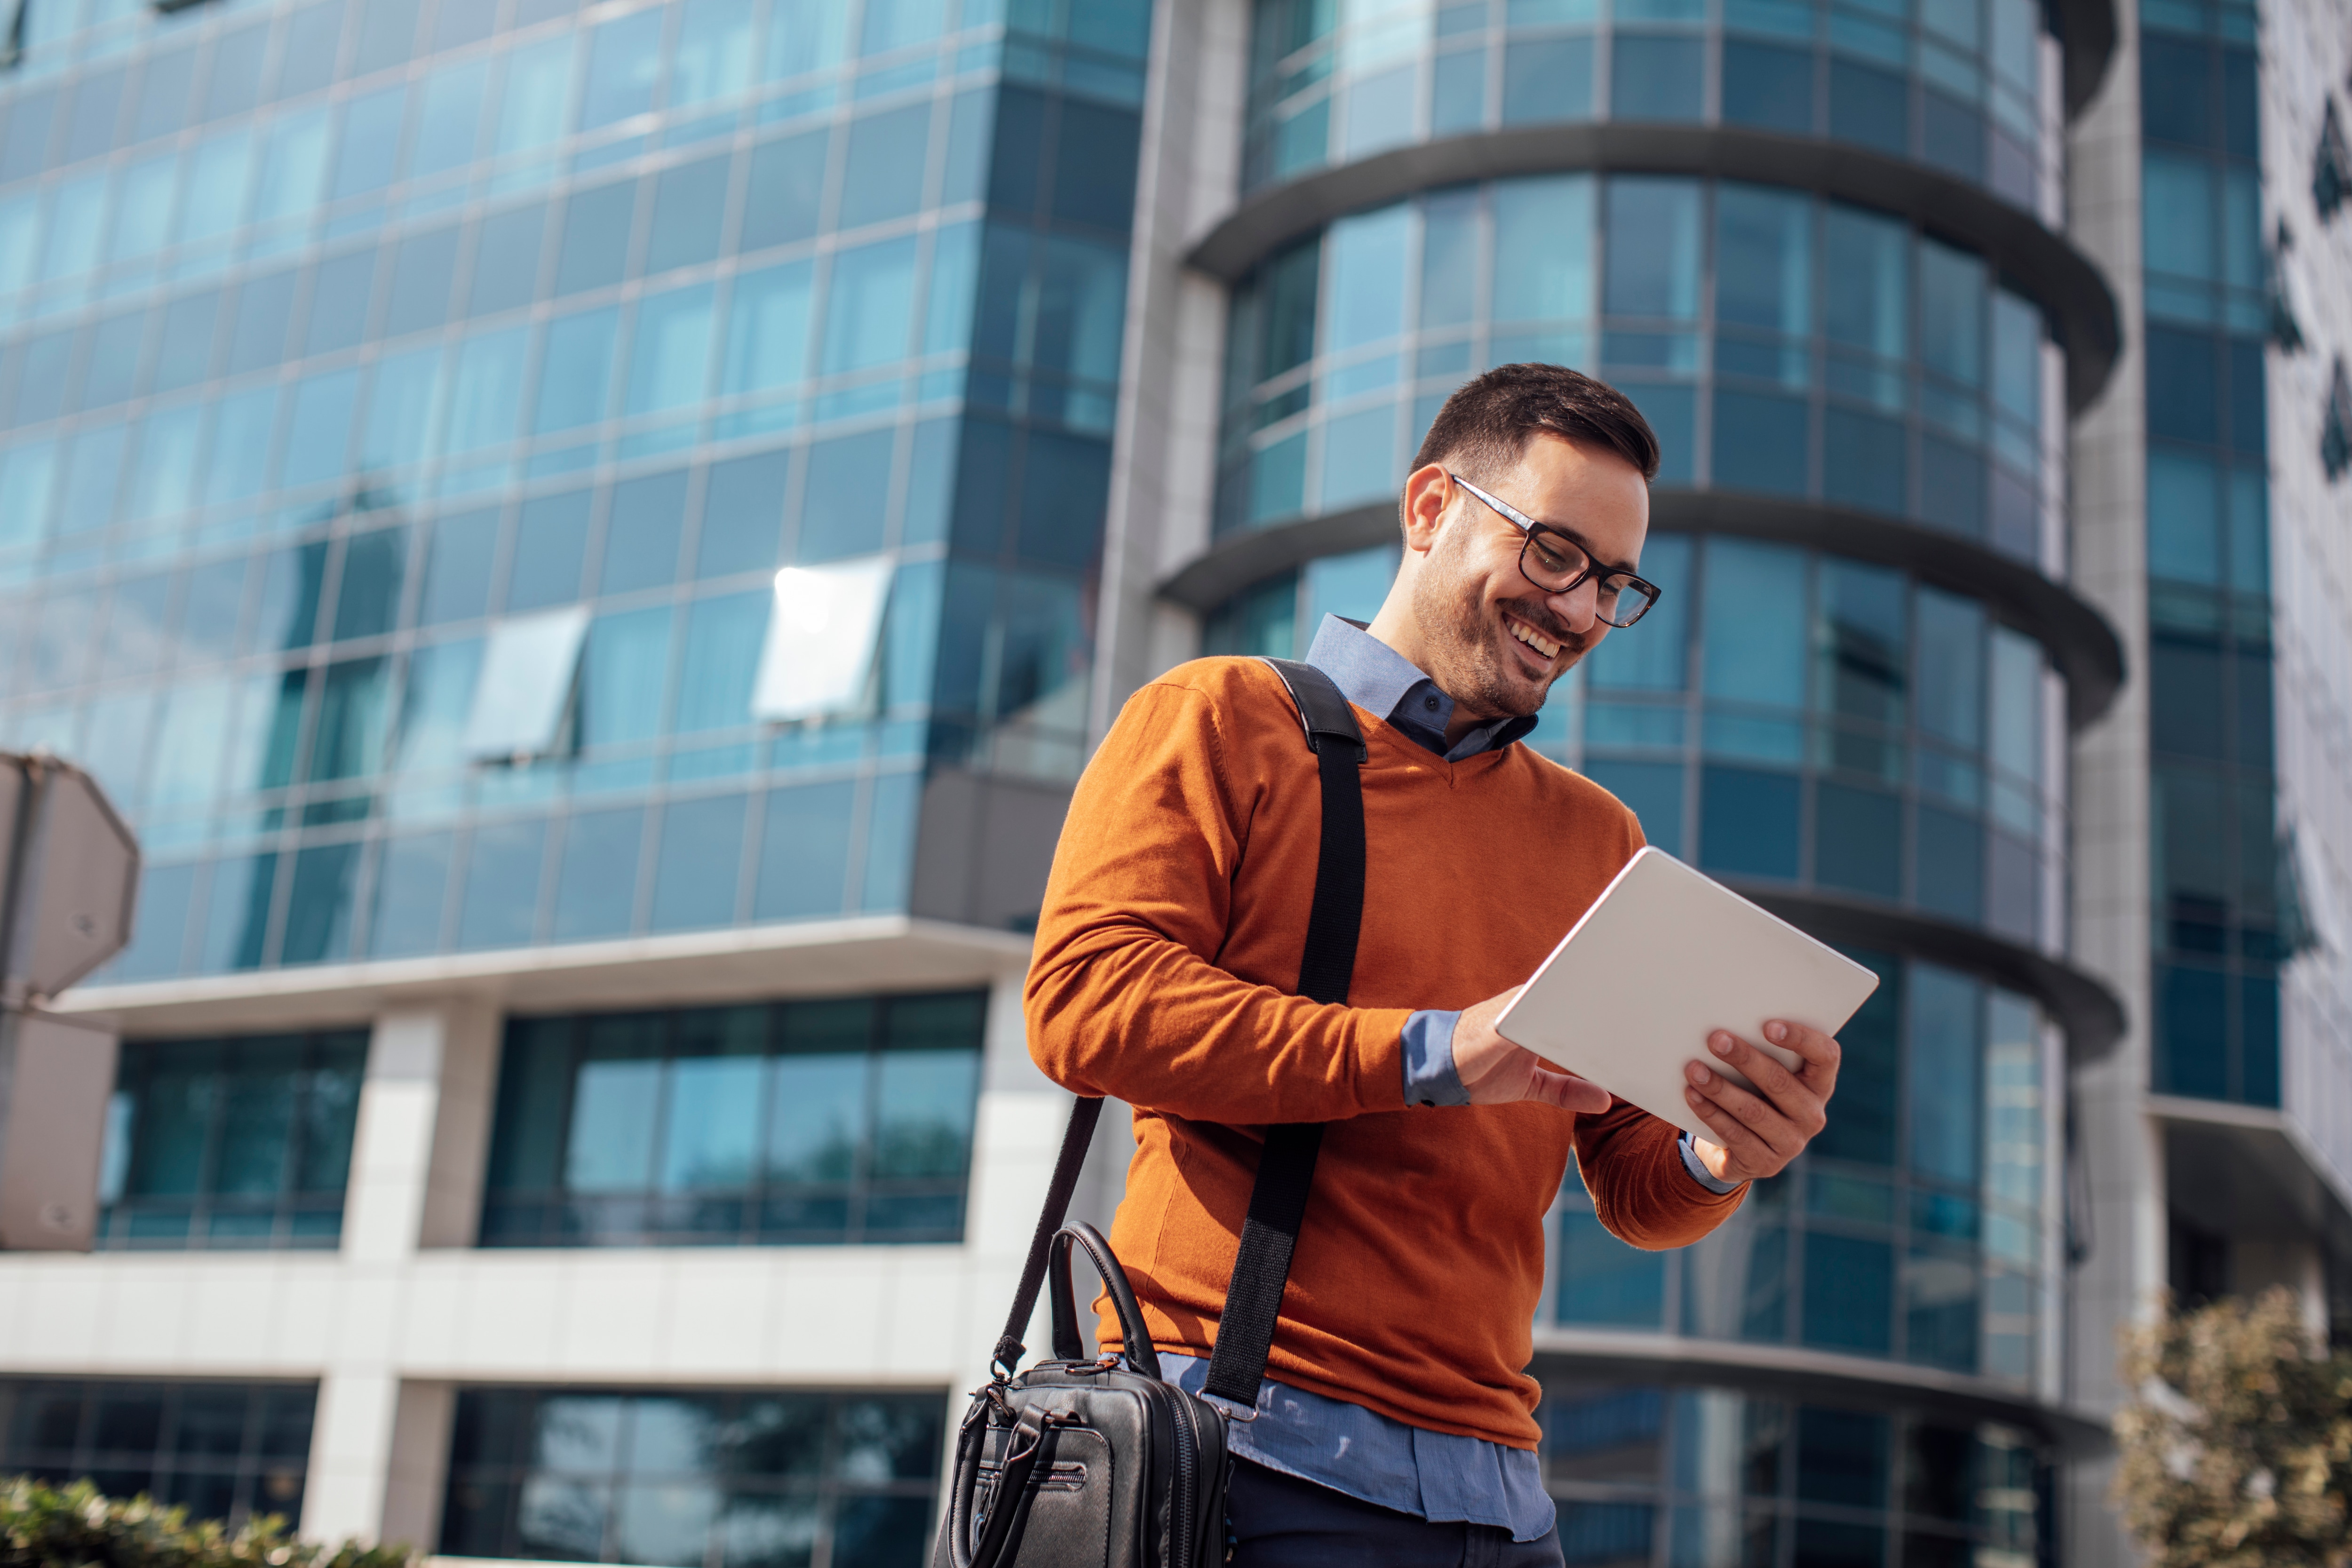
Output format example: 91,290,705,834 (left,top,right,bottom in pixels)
1216,617,1738,1541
